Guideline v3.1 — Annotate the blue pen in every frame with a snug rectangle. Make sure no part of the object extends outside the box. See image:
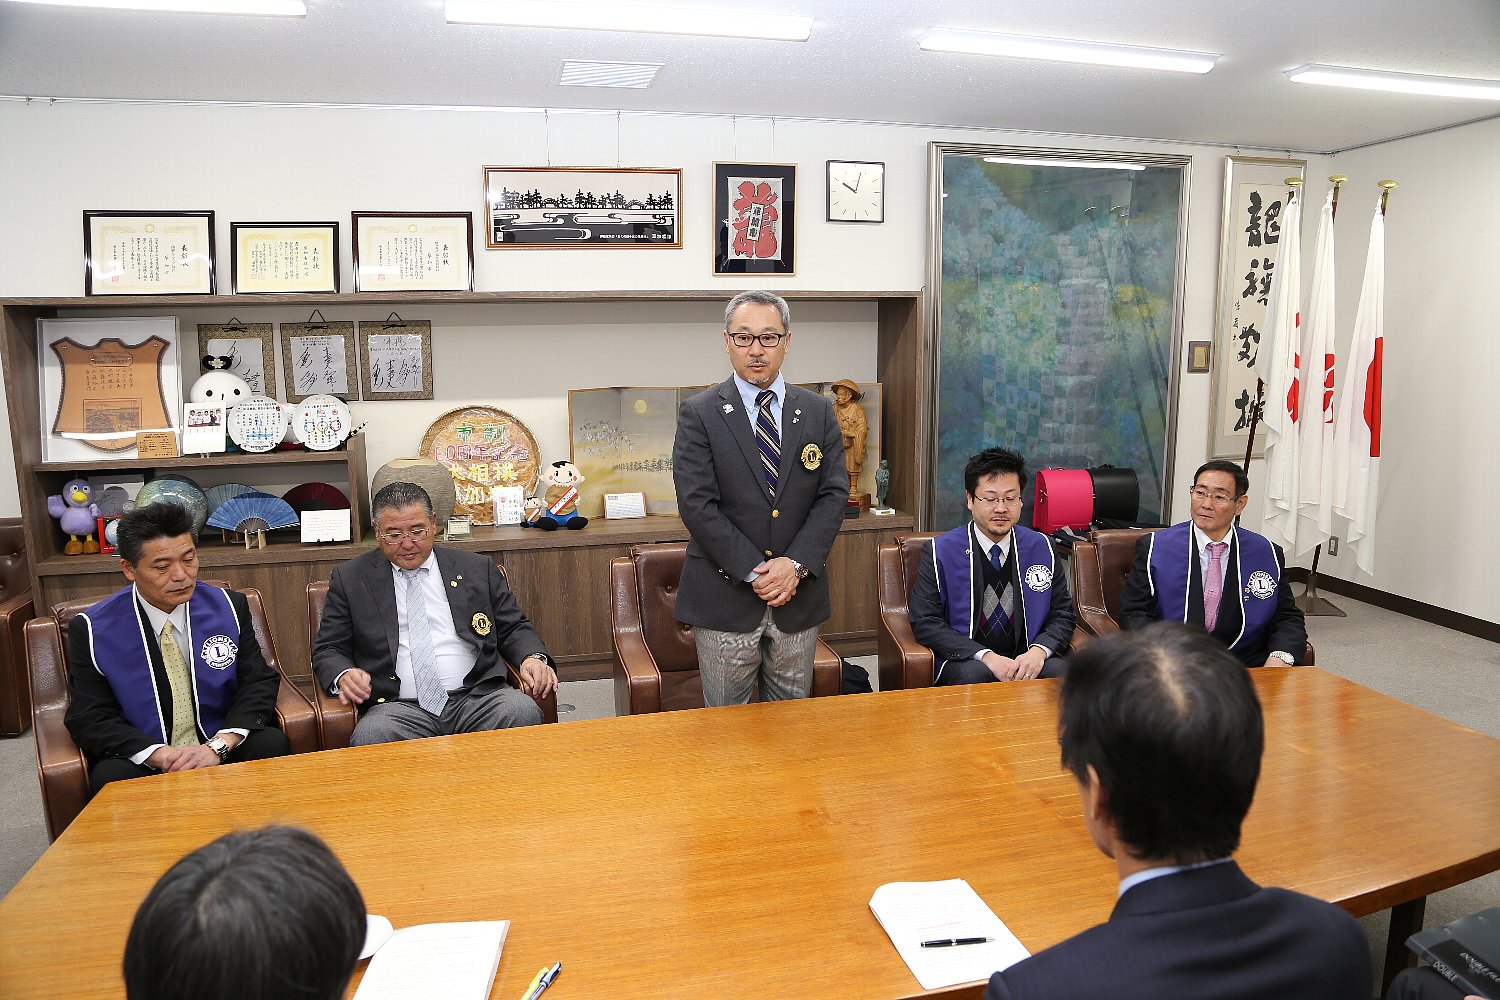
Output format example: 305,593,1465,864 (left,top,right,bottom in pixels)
520,961,562,1000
